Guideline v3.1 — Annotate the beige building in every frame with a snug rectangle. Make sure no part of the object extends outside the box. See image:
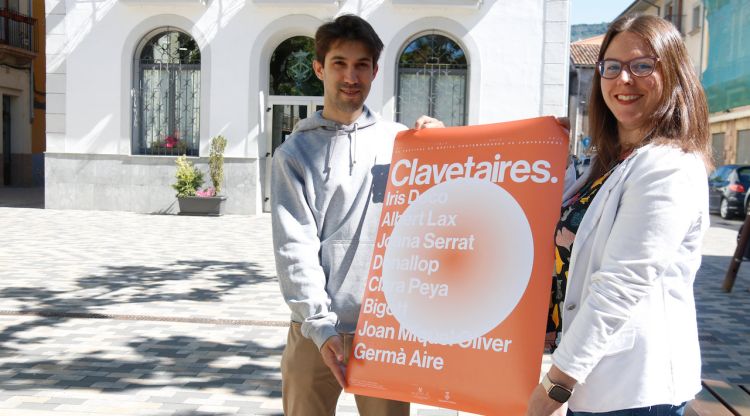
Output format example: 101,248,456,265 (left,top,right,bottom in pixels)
568,34,602,158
